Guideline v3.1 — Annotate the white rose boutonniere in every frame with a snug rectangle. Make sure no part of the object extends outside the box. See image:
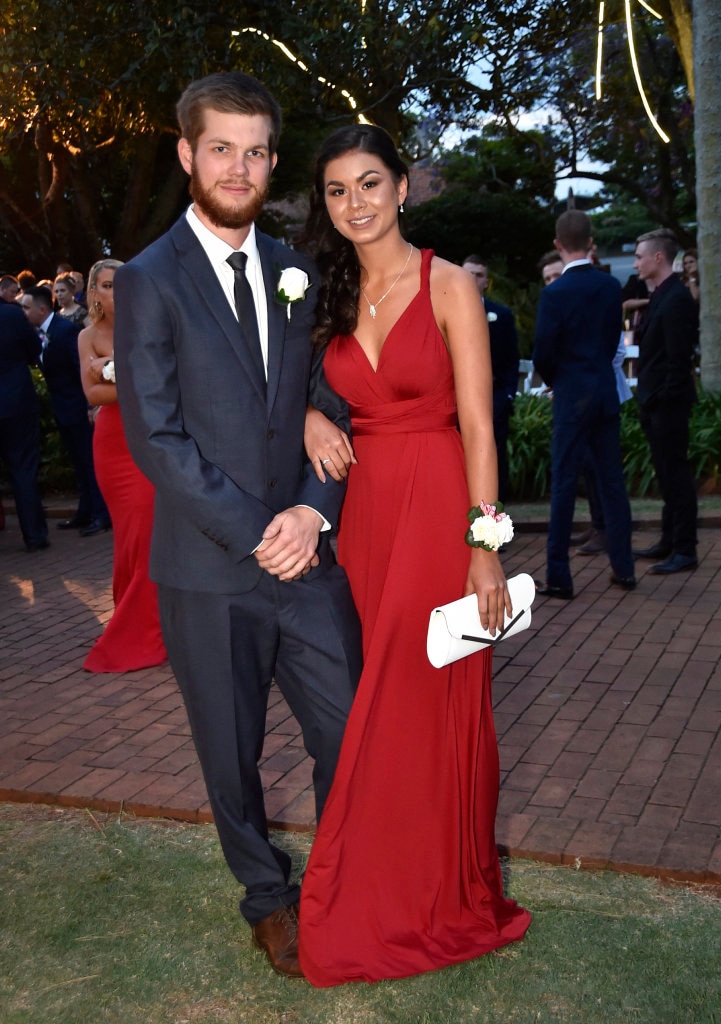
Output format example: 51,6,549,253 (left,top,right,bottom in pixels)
101,359,116,383
486,311,498,323
275,267,310,321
